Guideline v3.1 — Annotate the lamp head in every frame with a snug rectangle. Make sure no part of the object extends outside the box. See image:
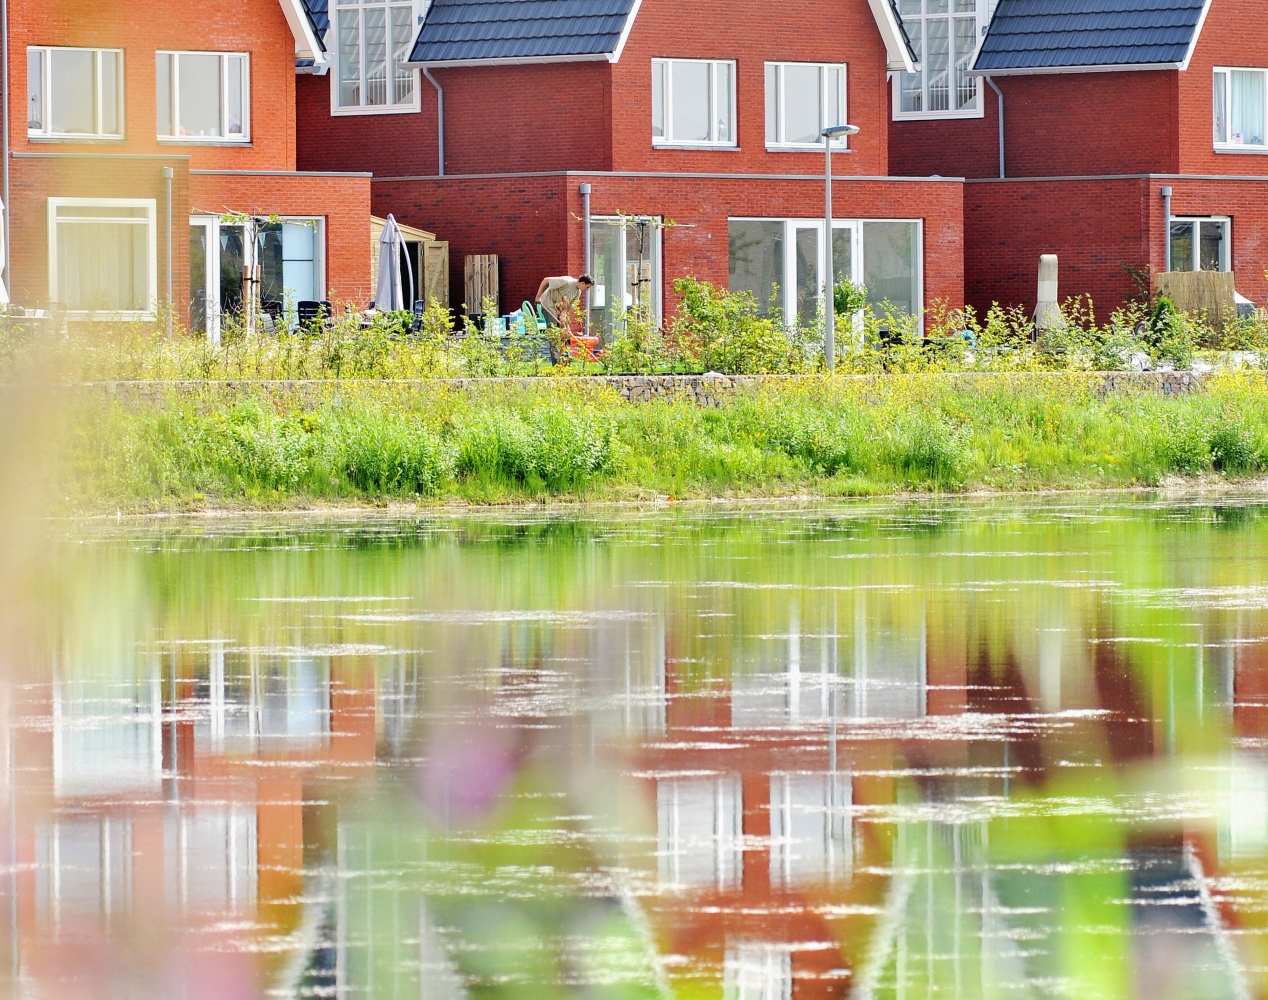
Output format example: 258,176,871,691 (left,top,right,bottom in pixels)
822,124,860,138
